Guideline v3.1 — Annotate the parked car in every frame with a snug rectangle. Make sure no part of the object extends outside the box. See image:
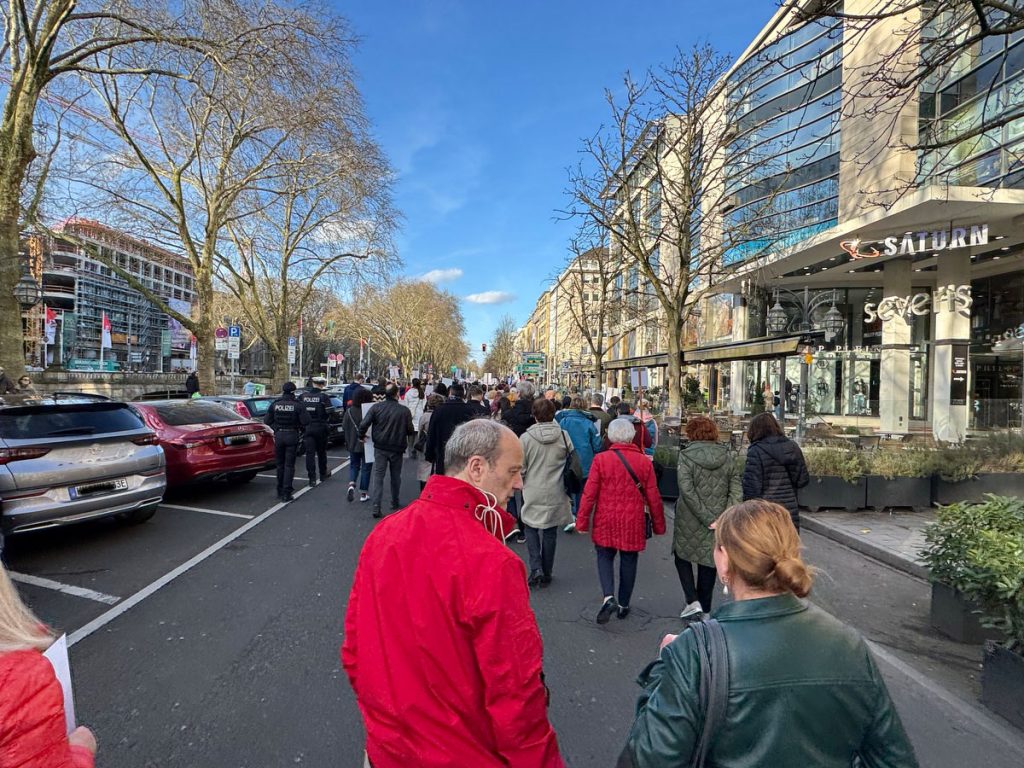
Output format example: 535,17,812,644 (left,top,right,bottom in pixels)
130,400,275,487
0,397,165,535
196,394,278,420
